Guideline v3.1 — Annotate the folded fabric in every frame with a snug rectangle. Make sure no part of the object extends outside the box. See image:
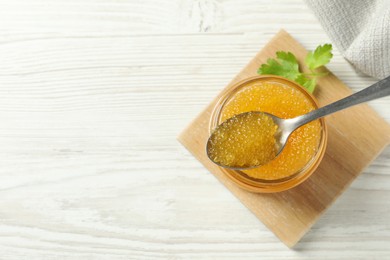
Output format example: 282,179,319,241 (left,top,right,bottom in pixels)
305,0,390,79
